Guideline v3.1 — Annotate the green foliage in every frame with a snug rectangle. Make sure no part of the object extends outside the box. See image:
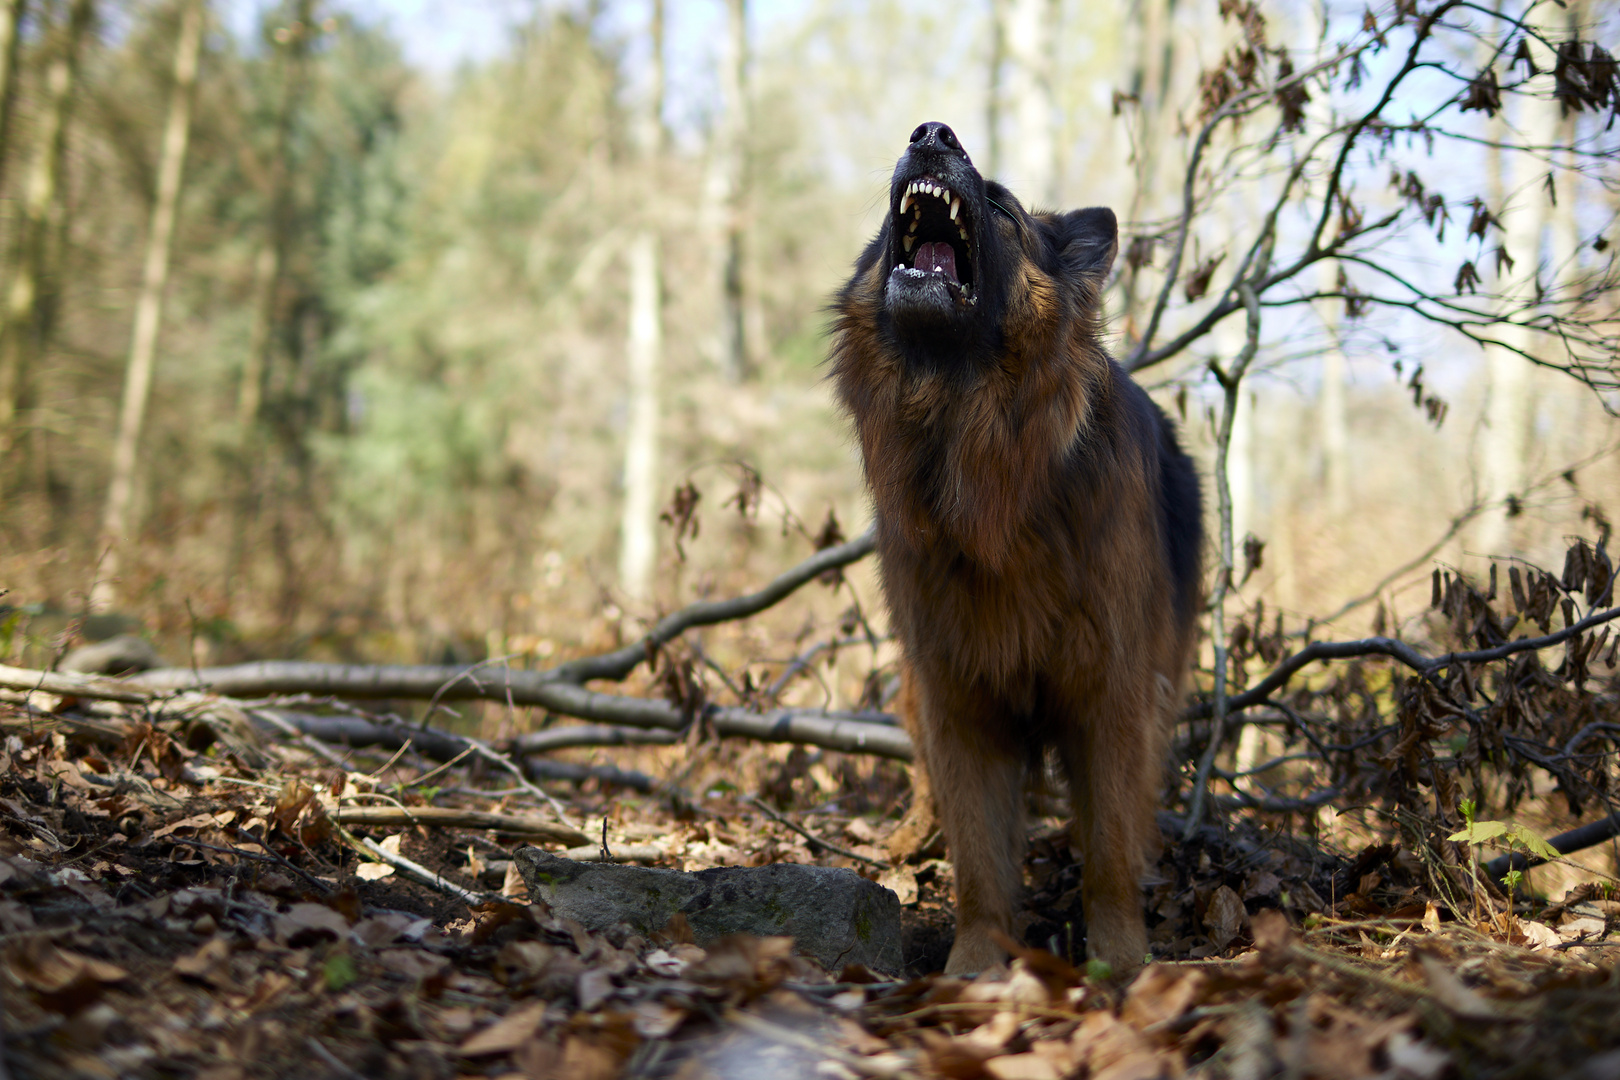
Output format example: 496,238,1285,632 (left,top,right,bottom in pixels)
1449,798,1560,892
